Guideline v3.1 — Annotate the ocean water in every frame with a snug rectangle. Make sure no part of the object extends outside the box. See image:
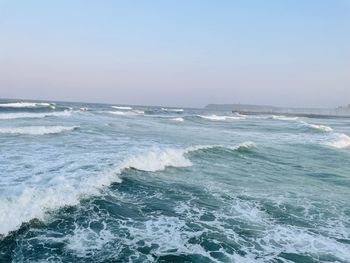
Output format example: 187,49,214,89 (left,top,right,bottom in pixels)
0,99,350,263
